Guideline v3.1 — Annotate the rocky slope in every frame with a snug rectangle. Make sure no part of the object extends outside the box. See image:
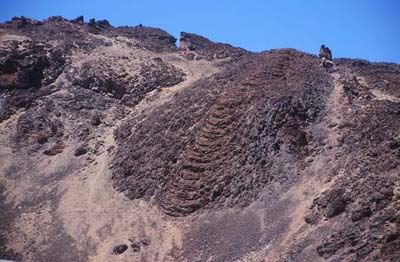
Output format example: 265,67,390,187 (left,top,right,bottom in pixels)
0,16,399,262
